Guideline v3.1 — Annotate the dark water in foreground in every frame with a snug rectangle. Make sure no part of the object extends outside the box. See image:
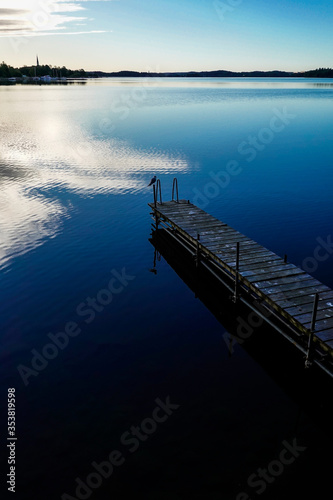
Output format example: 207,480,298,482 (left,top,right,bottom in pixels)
0,78,332,499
